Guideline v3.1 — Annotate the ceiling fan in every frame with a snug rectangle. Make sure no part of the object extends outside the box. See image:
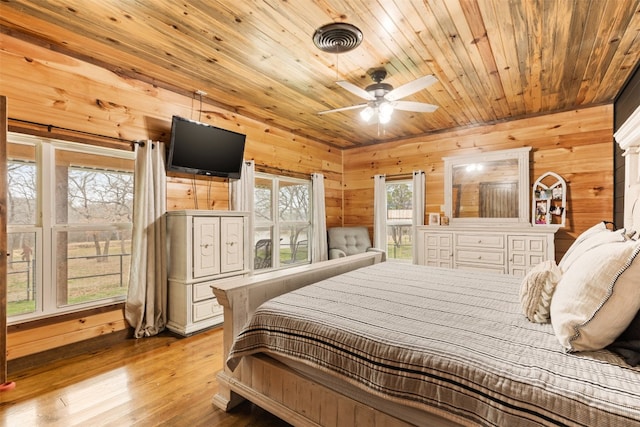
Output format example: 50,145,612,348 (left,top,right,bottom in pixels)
318,68,438,124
